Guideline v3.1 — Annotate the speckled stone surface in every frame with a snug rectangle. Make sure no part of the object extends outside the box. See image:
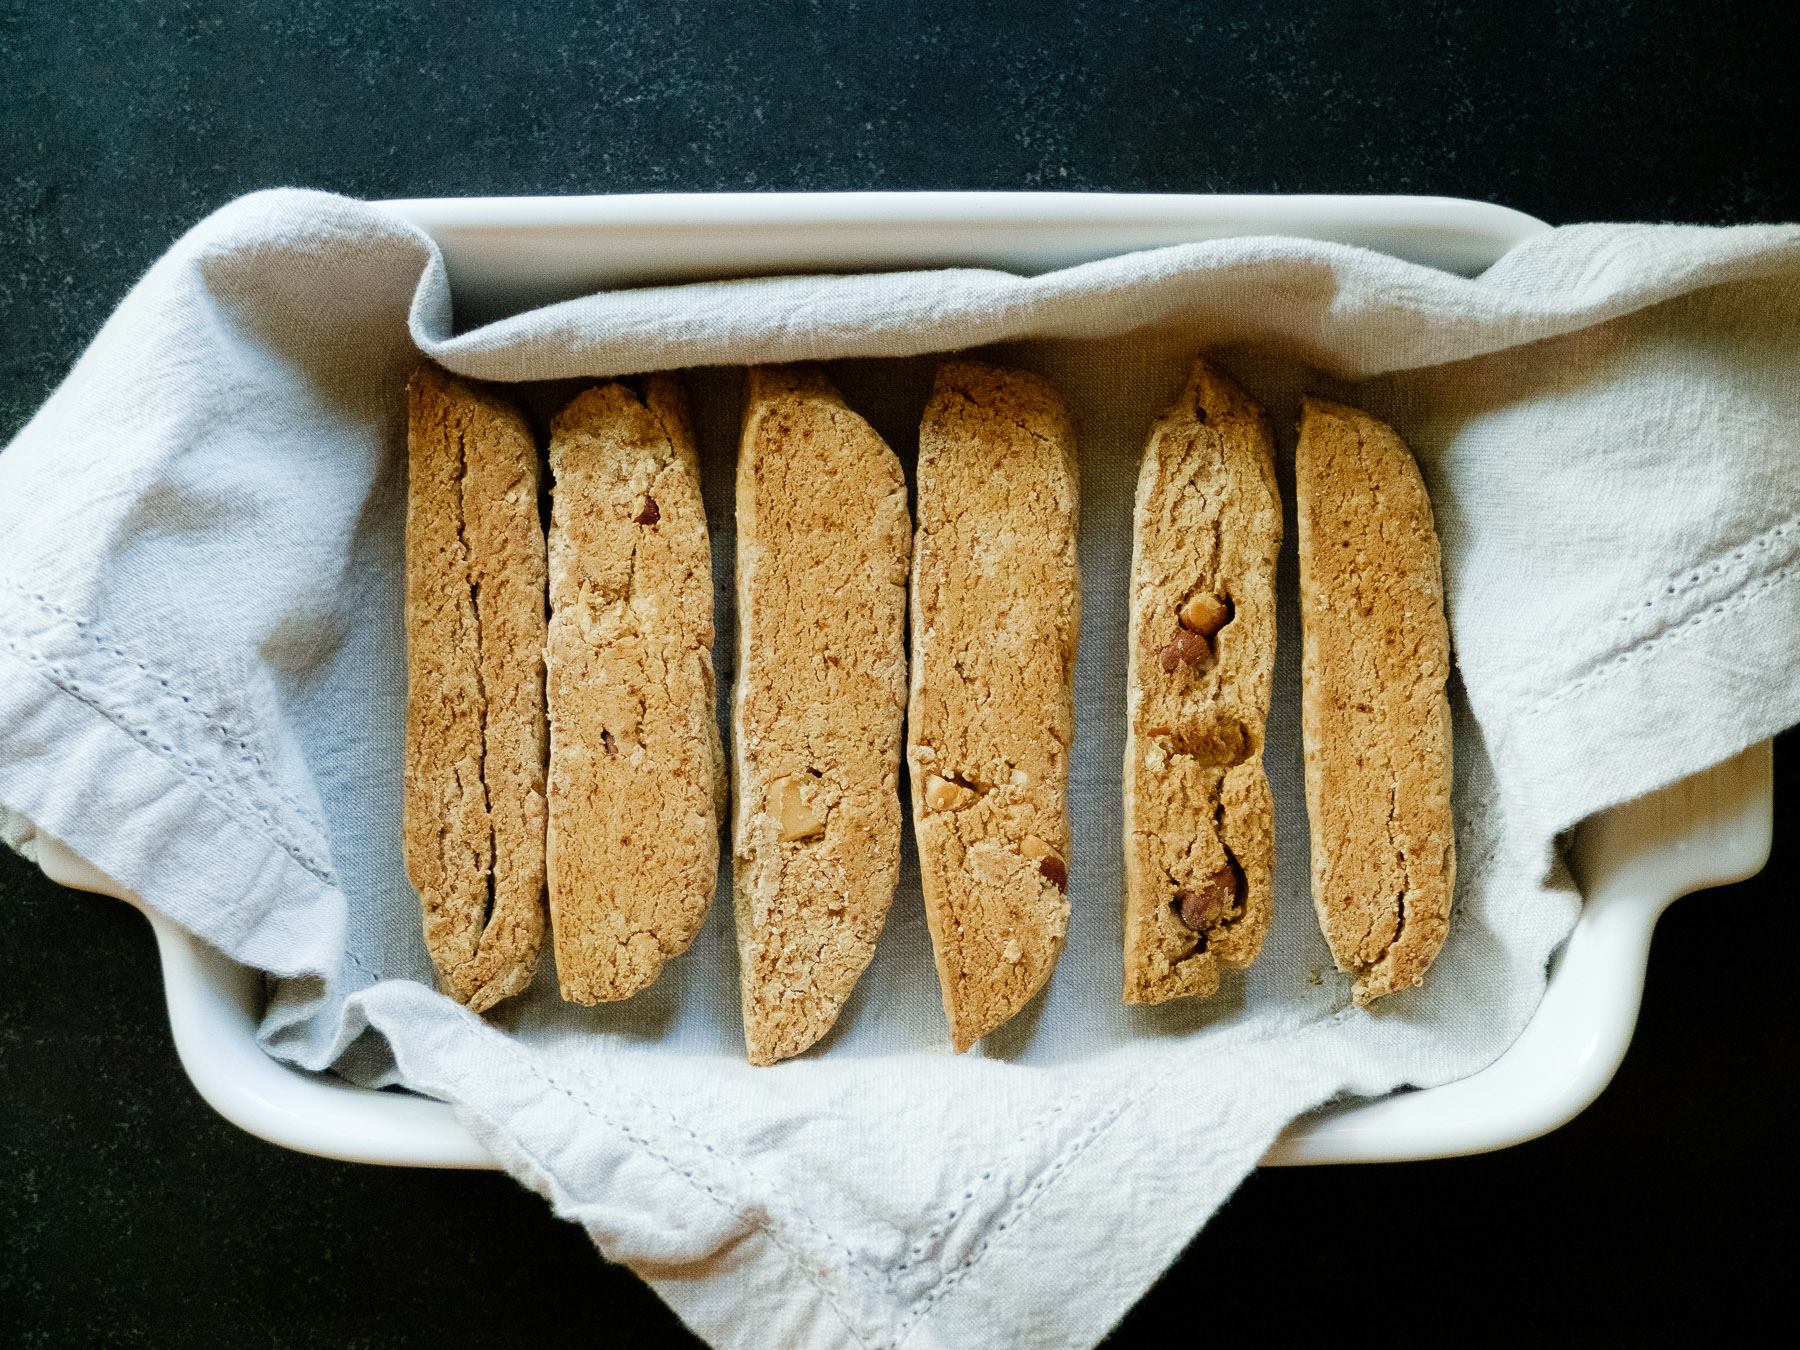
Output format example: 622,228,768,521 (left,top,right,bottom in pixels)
2,2,1796,1345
